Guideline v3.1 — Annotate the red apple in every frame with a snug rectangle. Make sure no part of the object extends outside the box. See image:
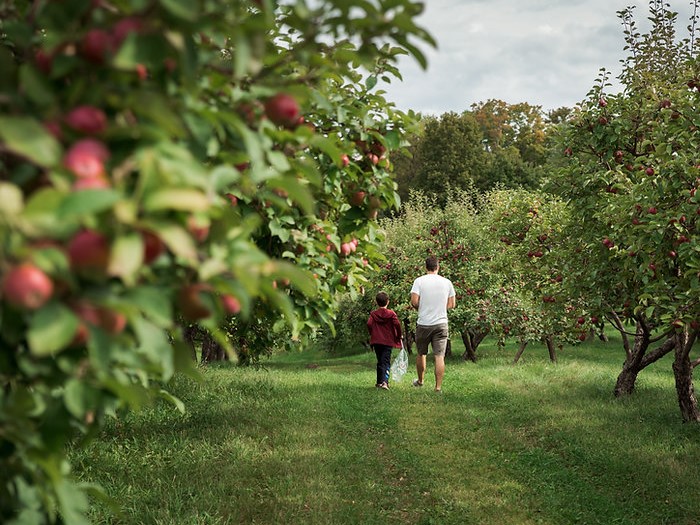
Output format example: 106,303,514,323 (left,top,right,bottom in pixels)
578,333,587,342
341,154,350,167
80,29,114,64
187,215,210,243
112,17,145,48
72,176,111,190
43,120,63,140
68,230,111,275
221,294,241,315
350,191,366,206
34,49,53,74
135,63,148,80
224,193,238,206
645,167,655,176
2,263,54,310
64,139,110,179
577,316,585,325
99,307,127,334
64,106,107,135
598,97,608,107
340,243,352,256
264,93,300,128
70,301,126,343
141,230,165,264
177,283,213,321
